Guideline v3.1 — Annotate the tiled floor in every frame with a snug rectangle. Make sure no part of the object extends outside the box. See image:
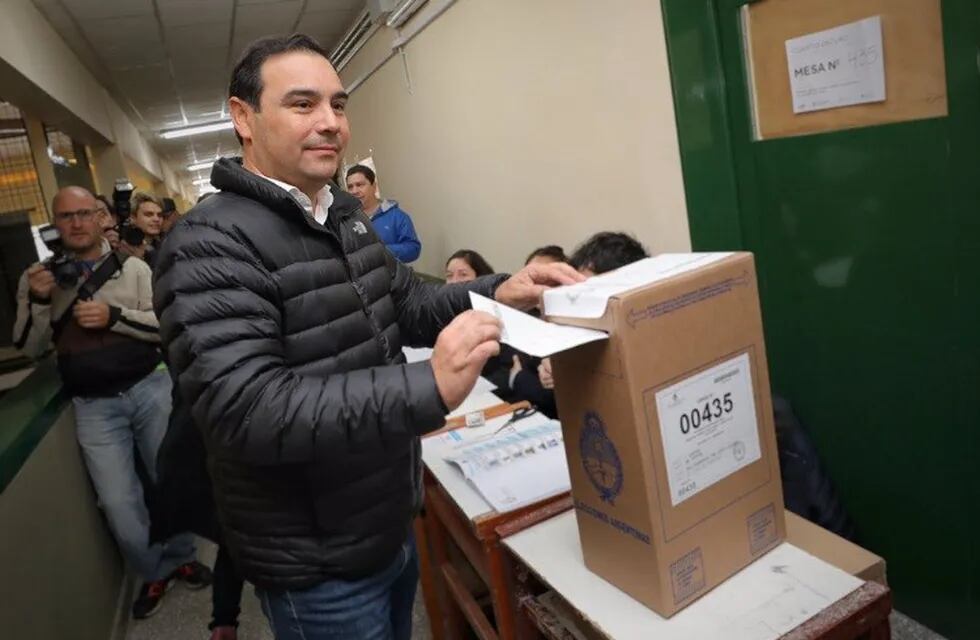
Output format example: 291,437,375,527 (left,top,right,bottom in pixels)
123,540,432,640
